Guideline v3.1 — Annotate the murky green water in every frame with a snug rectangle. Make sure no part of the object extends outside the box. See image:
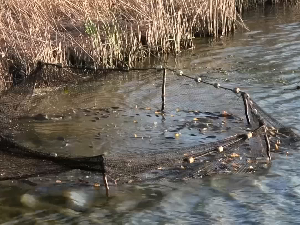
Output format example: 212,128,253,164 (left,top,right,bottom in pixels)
2,7,300,224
